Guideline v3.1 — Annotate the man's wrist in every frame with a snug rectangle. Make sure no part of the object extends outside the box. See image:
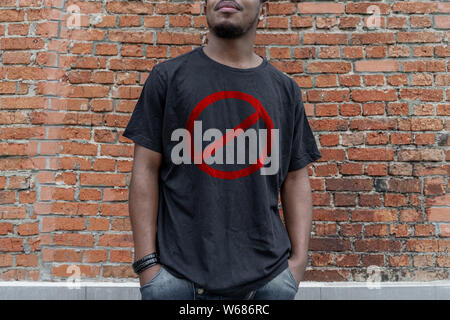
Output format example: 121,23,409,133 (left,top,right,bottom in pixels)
289,252,307,265
132,252,160,274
